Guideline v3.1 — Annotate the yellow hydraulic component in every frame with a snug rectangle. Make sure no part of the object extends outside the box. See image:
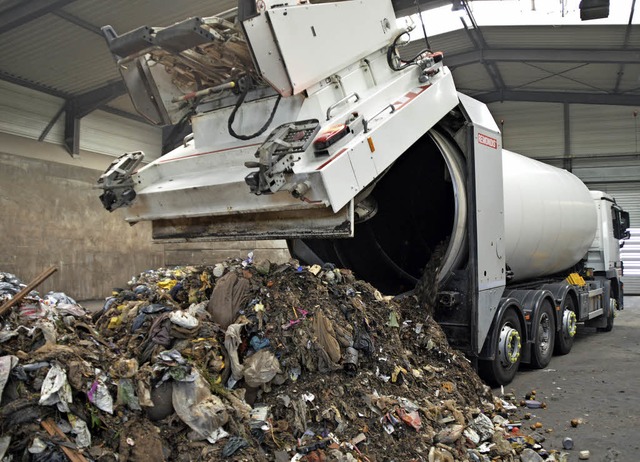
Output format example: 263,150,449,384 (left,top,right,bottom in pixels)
566,273,586,287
